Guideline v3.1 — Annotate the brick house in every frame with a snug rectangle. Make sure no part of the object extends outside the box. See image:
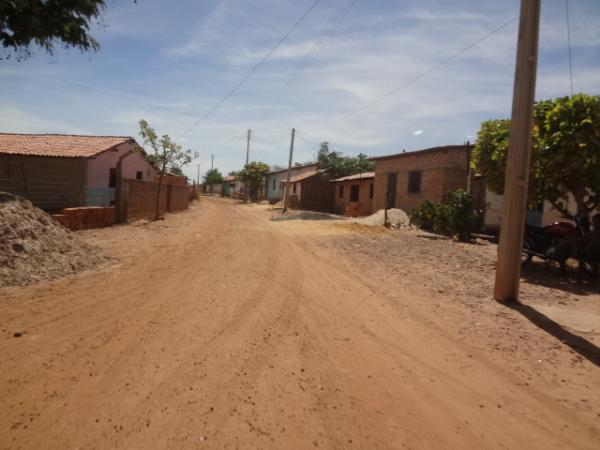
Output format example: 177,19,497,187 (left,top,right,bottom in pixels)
332,172,375,216
0,133,155,211
281,170,334,211
371,145,472,212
